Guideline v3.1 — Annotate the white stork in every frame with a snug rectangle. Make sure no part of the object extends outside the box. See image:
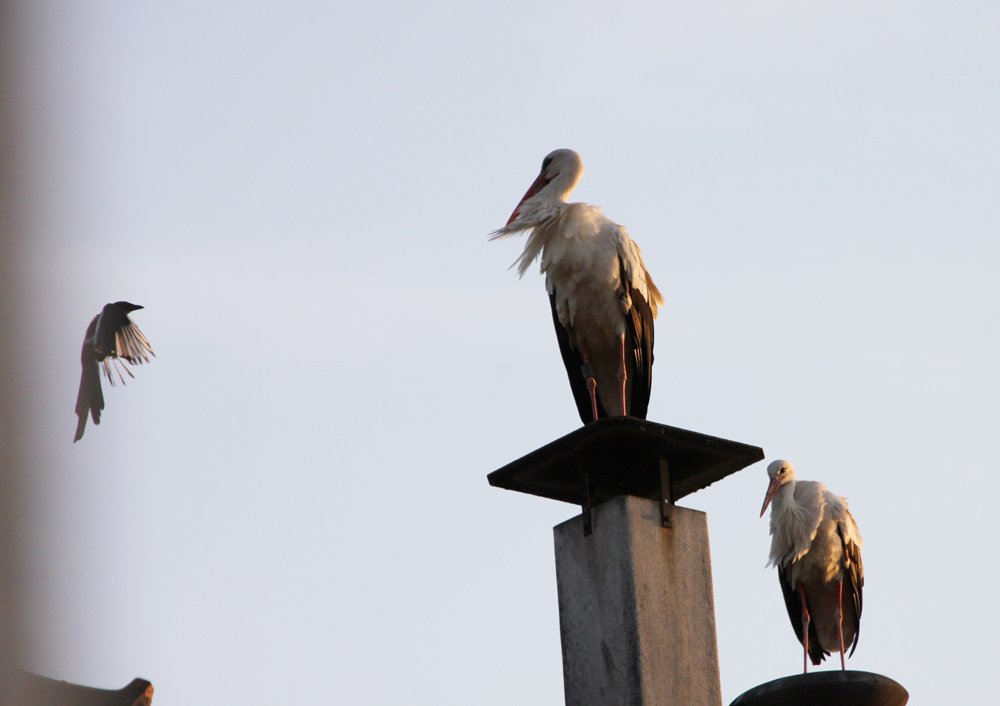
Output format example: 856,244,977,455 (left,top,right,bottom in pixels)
74,301,155,442
490,149,664,424
760,459,864,672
